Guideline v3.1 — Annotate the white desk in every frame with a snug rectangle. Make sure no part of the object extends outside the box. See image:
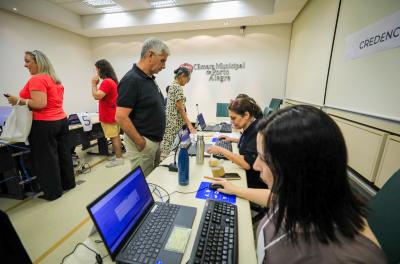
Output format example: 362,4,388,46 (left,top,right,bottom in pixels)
68,132,257,264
